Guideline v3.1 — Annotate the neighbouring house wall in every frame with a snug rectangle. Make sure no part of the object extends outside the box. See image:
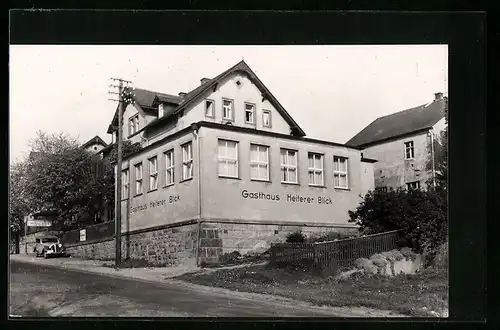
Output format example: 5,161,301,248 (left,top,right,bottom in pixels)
362,131,433,190
85,143,105,154
360,161,375,196
199,126,365,226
